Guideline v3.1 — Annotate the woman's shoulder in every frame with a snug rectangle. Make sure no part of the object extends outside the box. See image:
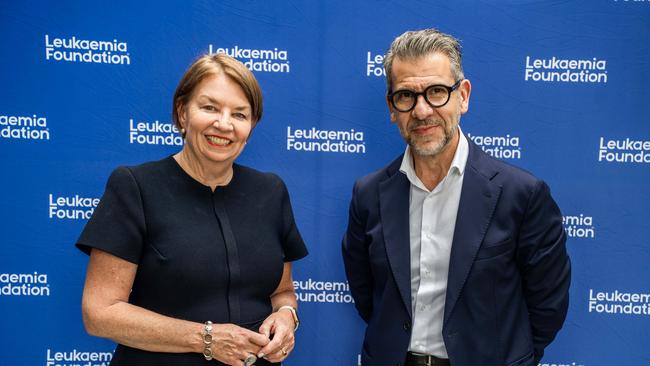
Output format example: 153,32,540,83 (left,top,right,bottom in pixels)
110,156,175,180
127,156,174,173
233,164,286,191
99,157,176,194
